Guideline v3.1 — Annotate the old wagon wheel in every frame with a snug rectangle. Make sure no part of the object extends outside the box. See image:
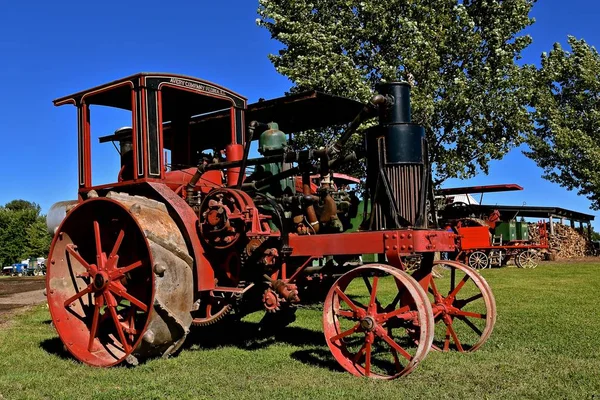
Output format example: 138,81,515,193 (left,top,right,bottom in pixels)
515,250,539,269
426,260,496,352
323,264,434,379
468,251,489,270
